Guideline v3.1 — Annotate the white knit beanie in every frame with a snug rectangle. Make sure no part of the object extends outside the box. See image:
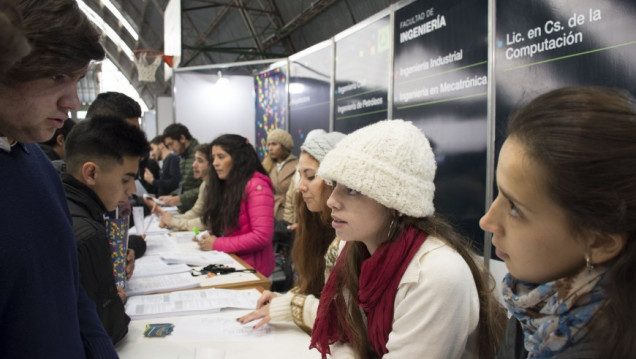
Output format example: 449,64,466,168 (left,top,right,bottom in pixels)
301,131,346,163
317,119,436,218
267,128,294,151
